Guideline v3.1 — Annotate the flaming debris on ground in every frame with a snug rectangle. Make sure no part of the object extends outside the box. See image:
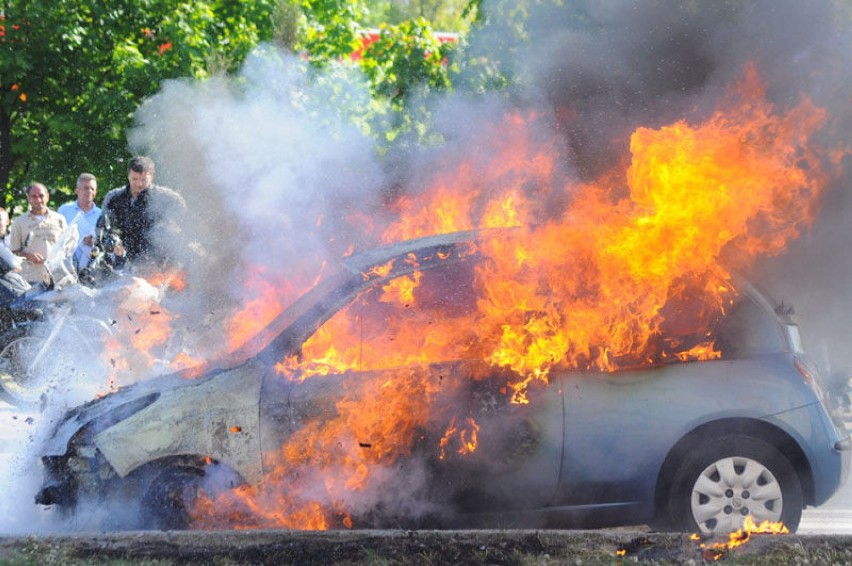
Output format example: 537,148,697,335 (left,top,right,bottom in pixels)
690,516,790,561
615,518,790,561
